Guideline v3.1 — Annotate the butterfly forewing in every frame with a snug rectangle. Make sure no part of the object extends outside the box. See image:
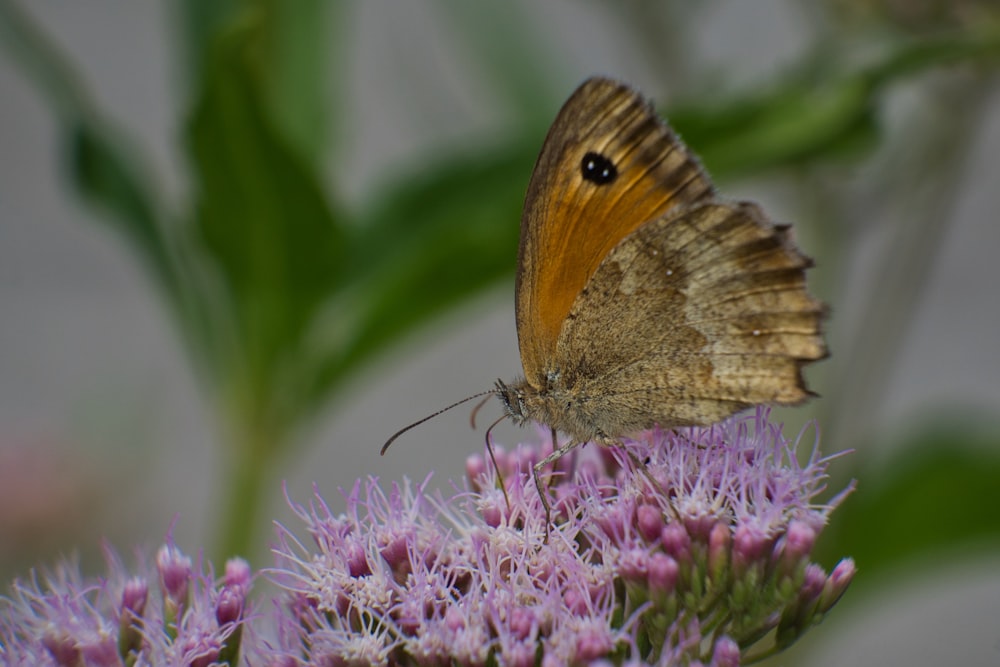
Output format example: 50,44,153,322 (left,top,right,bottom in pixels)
516,77,714,387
